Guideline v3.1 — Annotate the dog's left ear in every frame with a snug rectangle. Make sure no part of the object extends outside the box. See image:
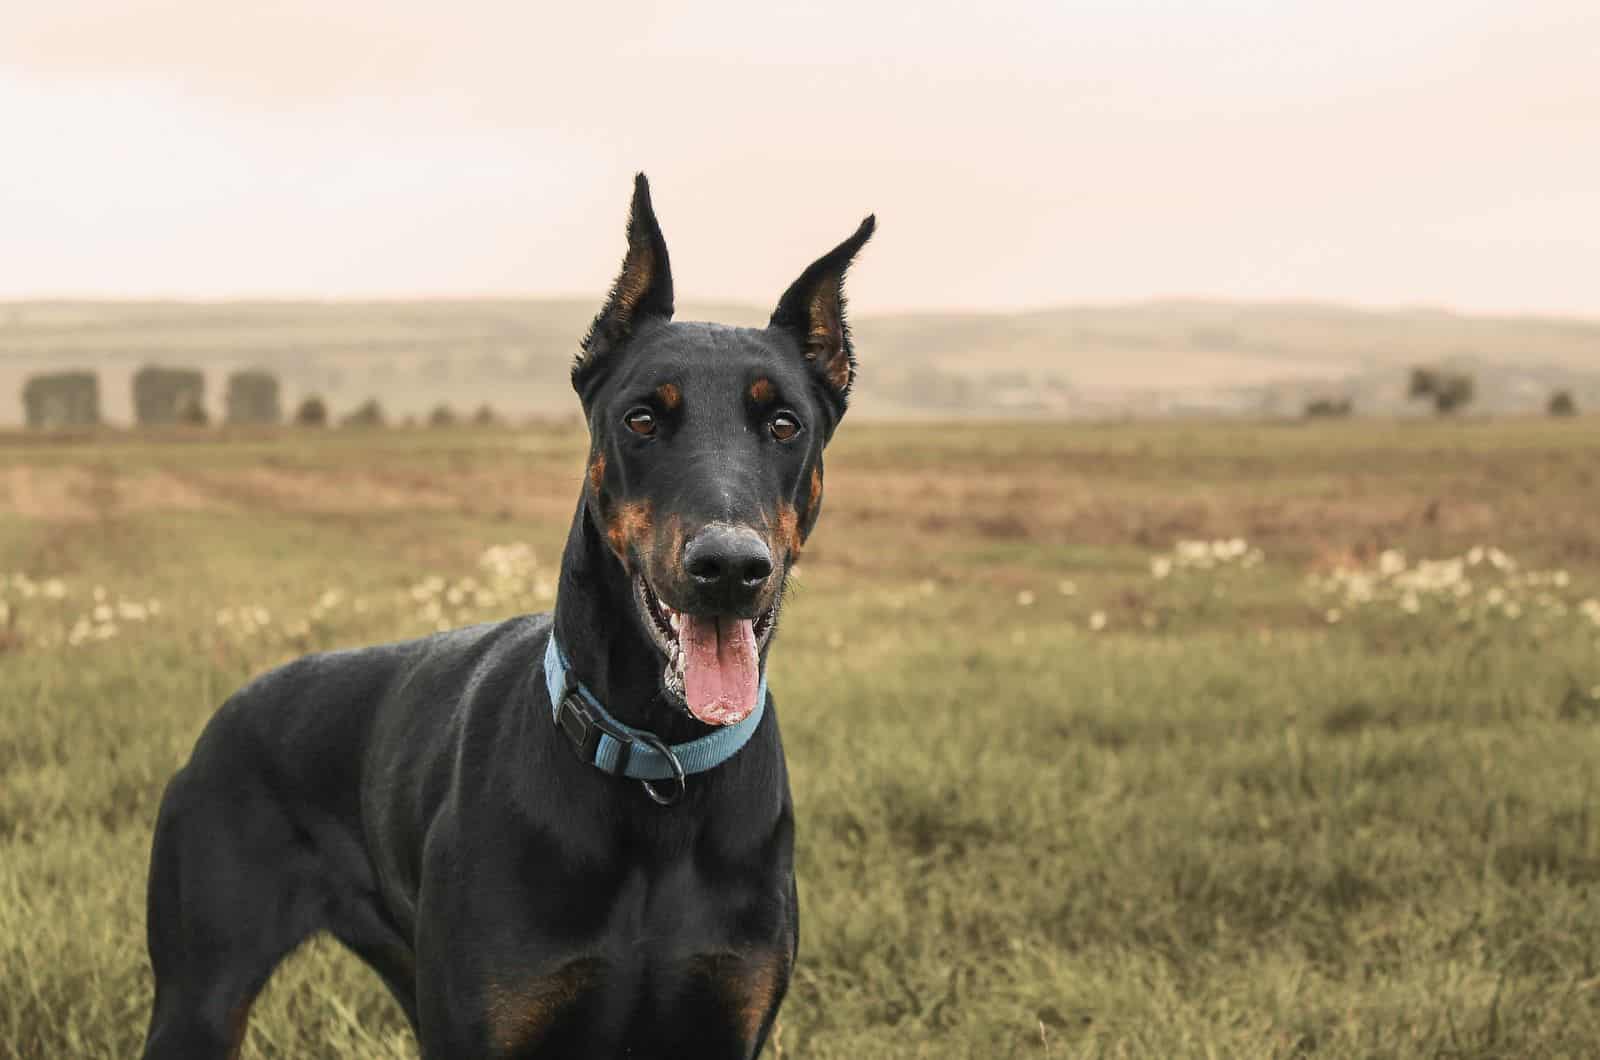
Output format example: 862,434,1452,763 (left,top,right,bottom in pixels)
769,215,875,401
574,173,675,395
